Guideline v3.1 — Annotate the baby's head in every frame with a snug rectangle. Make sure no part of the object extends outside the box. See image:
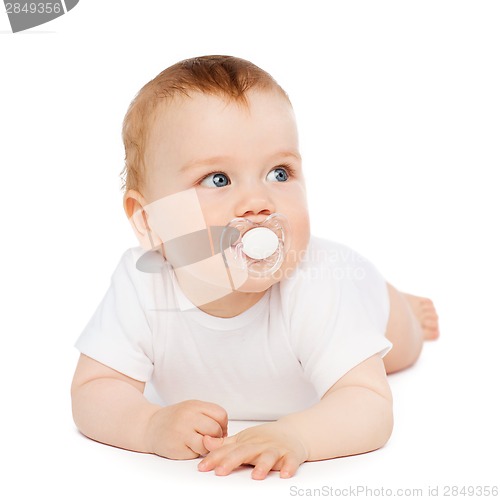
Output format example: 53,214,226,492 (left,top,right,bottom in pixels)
121,55,310,306
121,55,292,195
